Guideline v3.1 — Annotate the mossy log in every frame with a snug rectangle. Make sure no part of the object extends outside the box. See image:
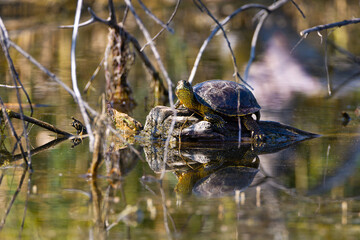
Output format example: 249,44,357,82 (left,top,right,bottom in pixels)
140,106,319,144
